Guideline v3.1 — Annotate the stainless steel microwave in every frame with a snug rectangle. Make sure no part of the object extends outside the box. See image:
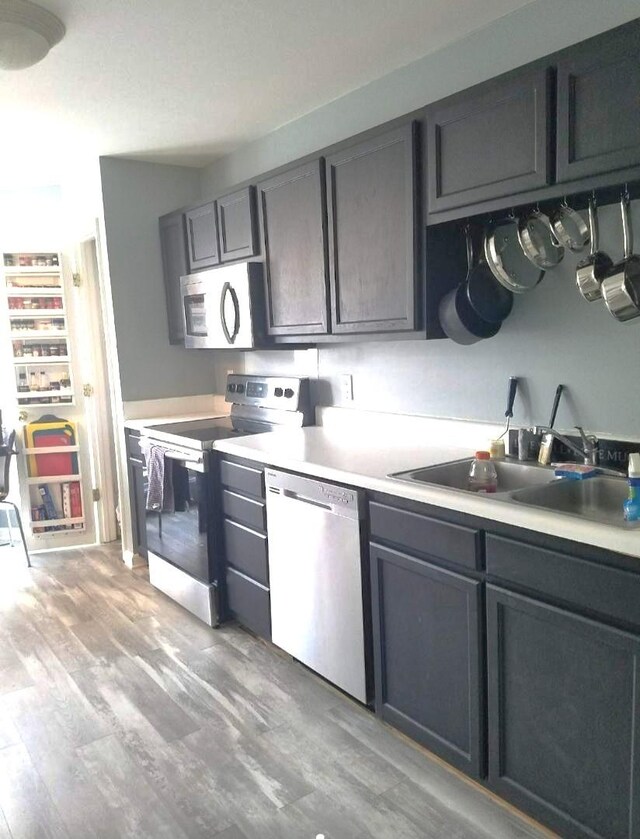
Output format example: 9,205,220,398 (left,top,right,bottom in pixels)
180,262,265,349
